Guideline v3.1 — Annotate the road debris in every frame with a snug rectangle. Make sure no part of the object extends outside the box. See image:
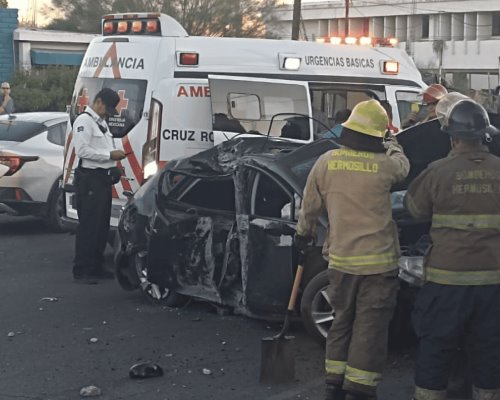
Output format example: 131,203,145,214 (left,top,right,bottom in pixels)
7,331,15,337
129,362,164,379
202,368,212,375
40,297,59,302
89,338,99,343
79,385,102,397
